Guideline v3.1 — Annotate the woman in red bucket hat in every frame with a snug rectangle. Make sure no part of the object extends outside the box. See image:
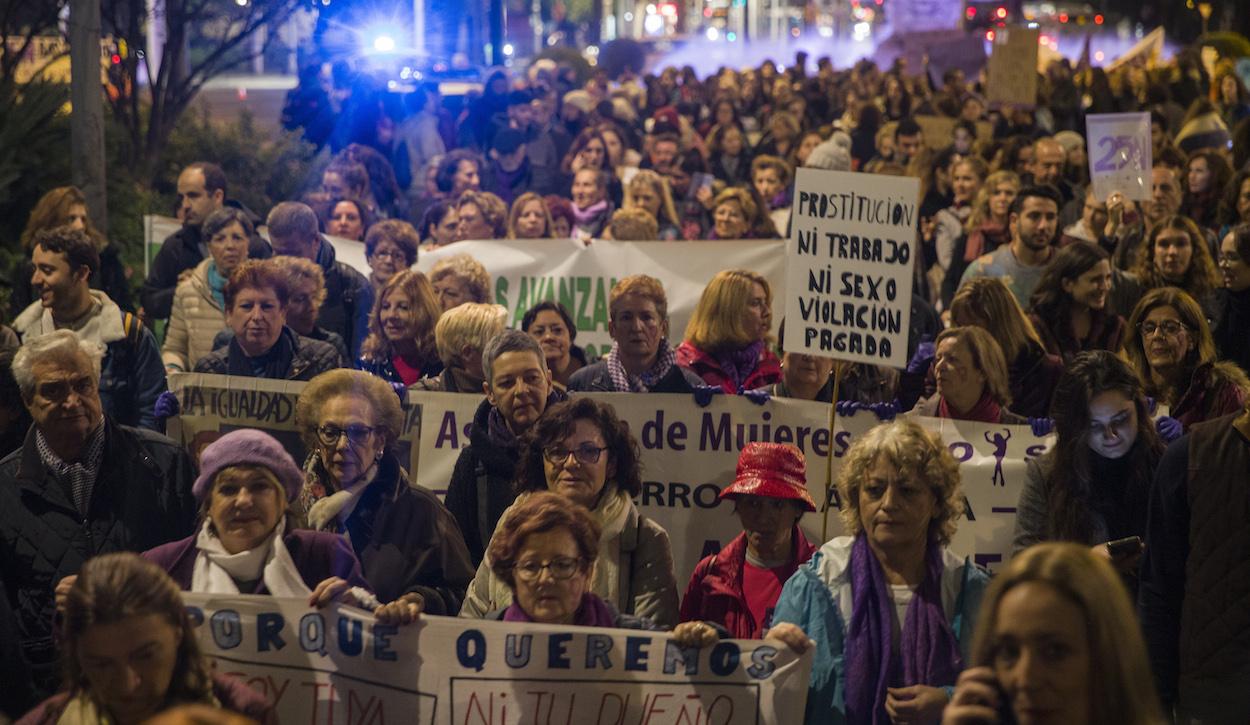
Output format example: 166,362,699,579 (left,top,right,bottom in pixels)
678,442,817,639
